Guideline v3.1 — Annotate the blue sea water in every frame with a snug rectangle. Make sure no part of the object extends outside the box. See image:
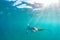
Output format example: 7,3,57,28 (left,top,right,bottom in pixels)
0,0,60,40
